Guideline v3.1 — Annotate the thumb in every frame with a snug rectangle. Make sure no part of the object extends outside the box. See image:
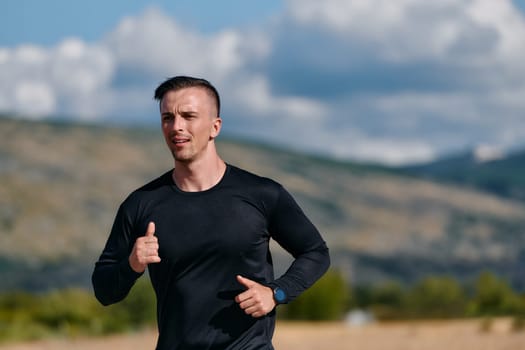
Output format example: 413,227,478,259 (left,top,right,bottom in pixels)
145,221,156,237
237,275,256,288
